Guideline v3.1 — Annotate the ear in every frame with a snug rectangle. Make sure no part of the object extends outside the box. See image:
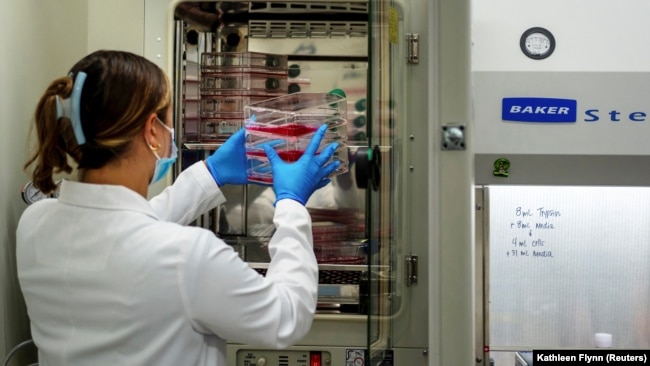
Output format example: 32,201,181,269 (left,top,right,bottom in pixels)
143,113,161,150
